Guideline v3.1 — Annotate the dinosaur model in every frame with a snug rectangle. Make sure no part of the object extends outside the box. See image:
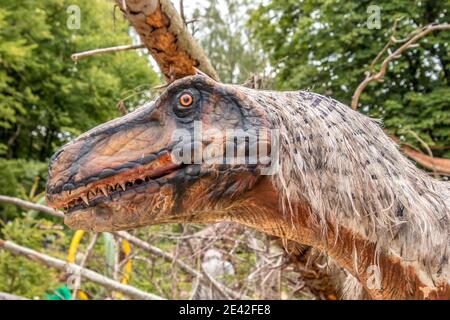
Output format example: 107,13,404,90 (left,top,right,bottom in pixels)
46,75,450,299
